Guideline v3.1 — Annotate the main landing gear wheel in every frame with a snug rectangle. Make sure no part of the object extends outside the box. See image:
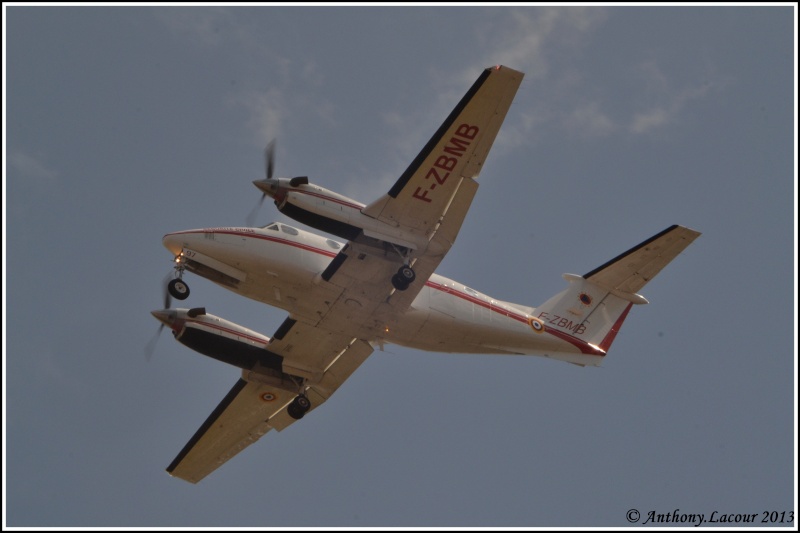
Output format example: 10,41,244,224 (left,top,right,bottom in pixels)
167,278,190,300
287,394,311,420
391,265,416,291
